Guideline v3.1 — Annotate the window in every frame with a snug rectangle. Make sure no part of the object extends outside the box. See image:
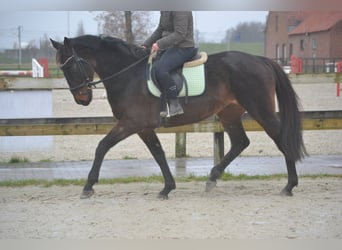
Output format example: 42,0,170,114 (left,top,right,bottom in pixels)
300,40,304,51
282,44,287,64
276,44,280,63
289,43,293,56
312,38,317,49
